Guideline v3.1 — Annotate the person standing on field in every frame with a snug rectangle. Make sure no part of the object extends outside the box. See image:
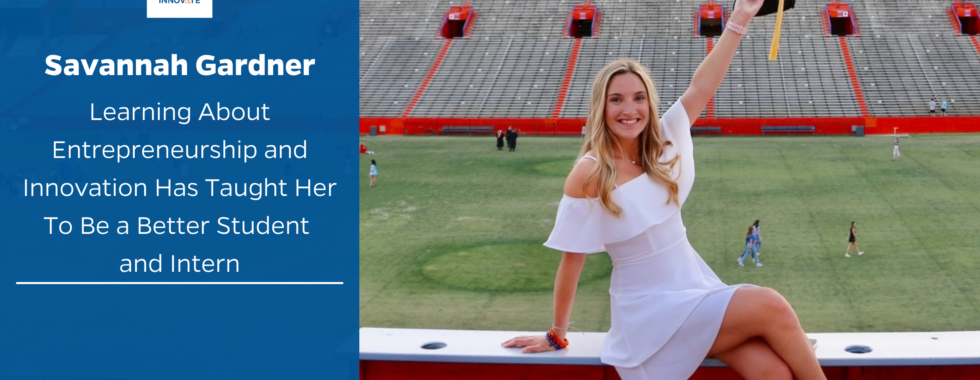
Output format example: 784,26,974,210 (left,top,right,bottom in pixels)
845,221,863,258
892,137,902,162
369,159,378,187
